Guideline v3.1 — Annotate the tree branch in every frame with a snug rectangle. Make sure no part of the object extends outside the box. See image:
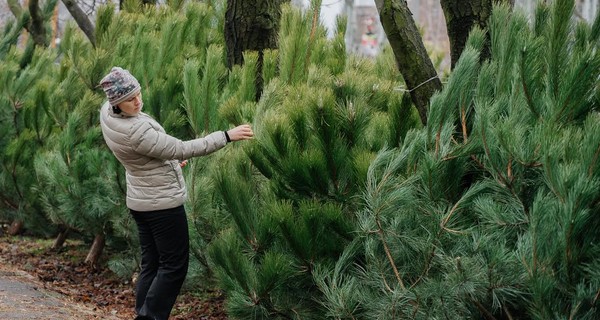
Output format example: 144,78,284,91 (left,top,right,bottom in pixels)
61,0,96,47
29,0,48,46
6,0,24,17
